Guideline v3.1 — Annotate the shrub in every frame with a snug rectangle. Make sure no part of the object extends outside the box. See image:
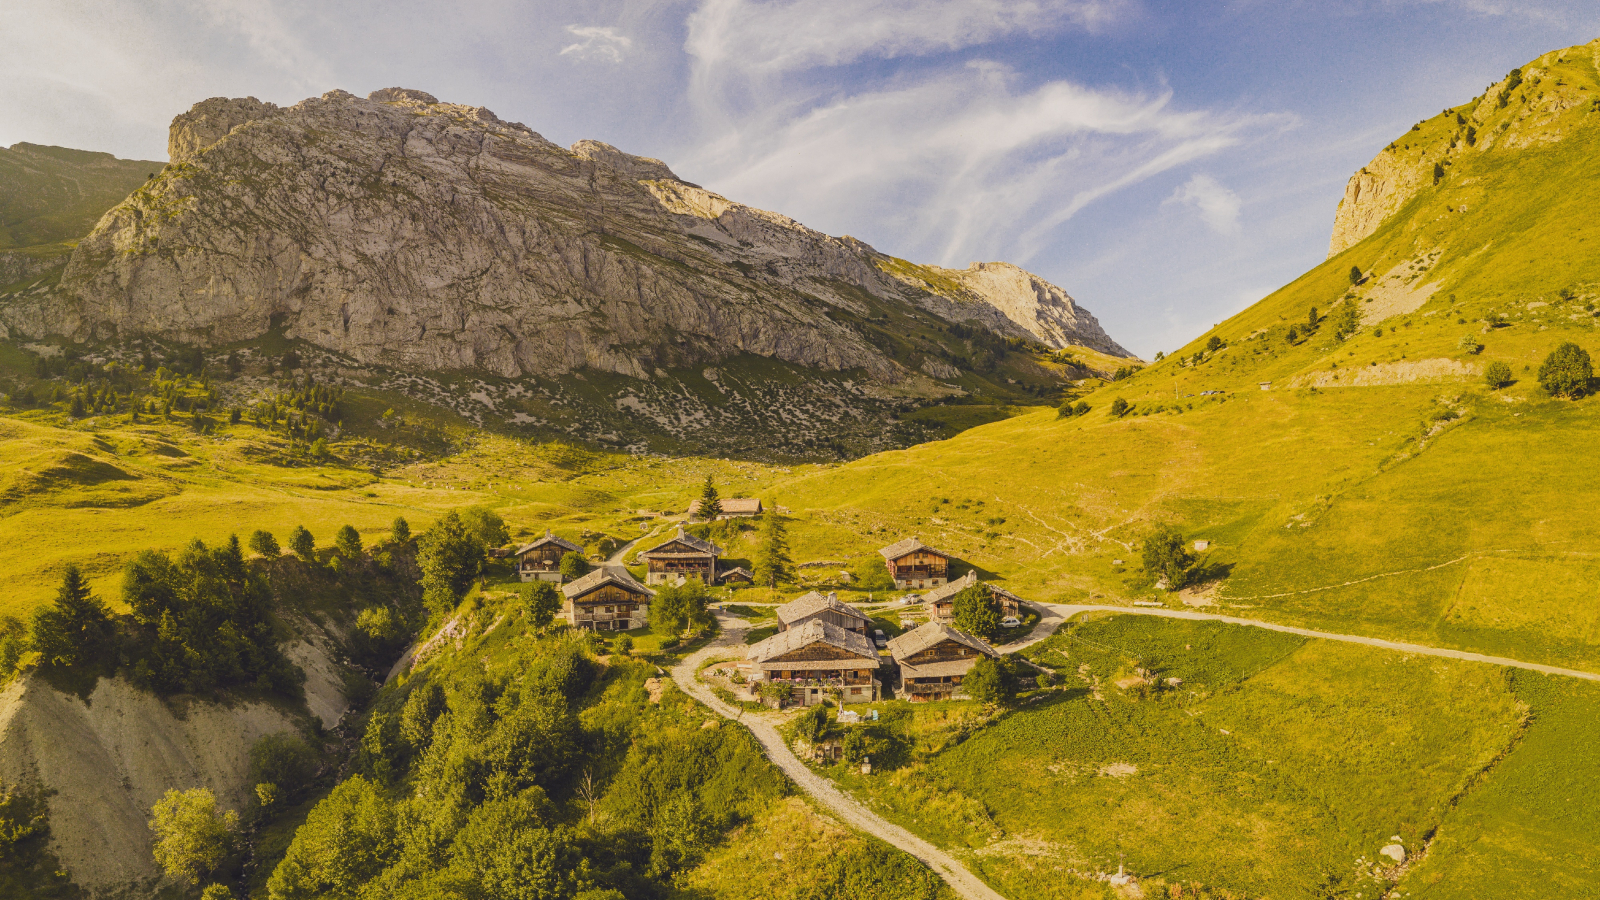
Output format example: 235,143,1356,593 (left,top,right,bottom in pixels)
614,635,634,655
308,438,329,461
1205,335,1224,353
1109,398,1130,417
964,656,1013,705
0,778,46,848
1141,524,1194,590
1073,401,1090,416
1458,334,1484,355
1538,342,1593,398
559,551,590,581
250,733,317,809
794,704,828,743
1484,361,1514,389
1349,265,1363,284
149,788,239,887
522,581,561,631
